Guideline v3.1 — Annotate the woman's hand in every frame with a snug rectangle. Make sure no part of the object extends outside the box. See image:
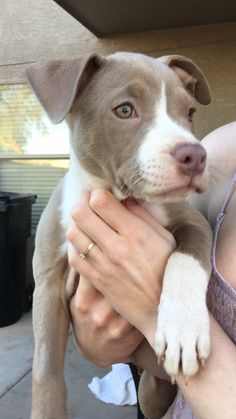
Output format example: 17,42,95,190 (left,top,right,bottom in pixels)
67,188,176,346
70,276,144,366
